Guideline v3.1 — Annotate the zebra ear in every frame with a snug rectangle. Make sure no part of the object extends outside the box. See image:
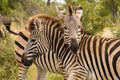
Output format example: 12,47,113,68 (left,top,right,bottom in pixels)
33,18,43,31
76,7,83,20
56,6,67,19
34,18,39,29
68,4,73,16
